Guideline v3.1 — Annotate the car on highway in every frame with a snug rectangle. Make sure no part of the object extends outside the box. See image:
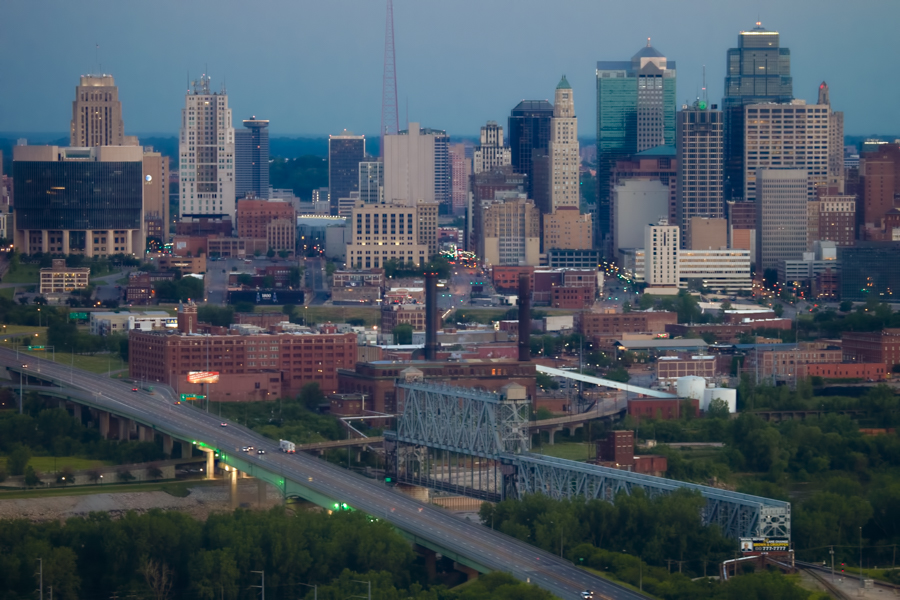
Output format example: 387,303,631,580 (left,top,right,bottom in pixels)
174,400,181,405
580,591,594,599
132,387,139,392
220,422,227,427
21,364,27,368
241,446,251,452
257,449,266,455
